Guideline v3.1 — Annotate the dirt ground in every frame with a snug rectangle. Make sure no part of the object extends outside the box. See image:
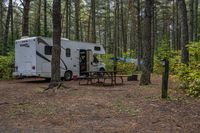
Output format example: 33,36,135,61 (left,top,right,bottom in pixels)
0,75,200,133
